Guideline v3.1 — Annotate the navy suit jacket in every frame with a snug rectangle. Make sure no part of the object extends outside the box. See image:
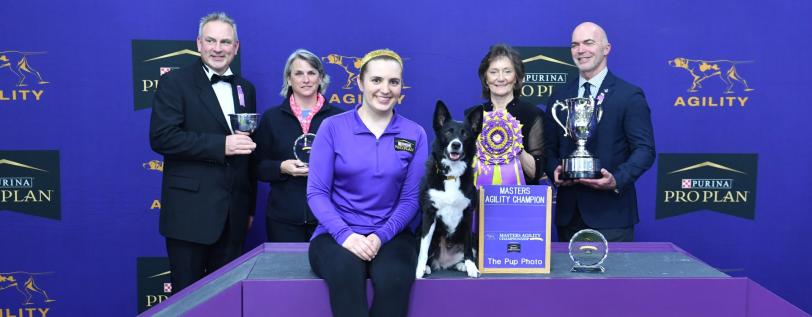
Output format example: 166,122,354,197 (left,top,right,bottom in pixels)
543,71,655,228
149,60,257,244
